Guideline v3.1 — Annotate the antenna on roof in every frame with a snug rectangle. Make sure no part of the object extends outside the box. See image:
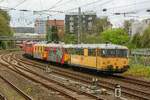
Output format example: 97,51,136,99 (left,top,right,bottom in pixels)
105,41,110,46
